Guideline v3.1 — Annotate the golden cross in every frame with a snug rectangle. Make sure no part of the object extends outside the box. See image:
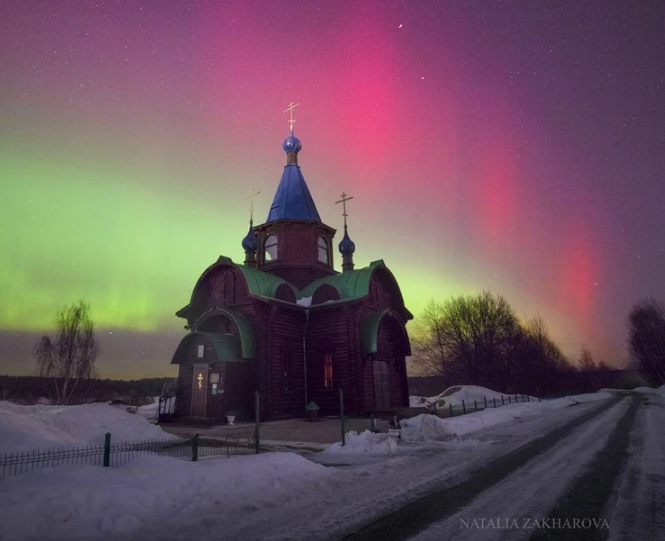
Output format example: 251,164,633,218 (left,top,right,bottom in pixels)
283,101,300,133
197,372,203,390
244,188,261,223
335,192,354,228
